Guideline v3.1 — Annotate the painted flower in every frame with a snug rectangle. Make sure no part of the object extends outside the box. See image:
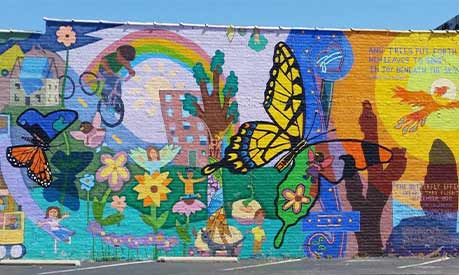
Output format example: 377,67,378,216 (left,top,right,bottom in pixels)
86,221,103,235
56,26,76,47
133,172,172,207
121,235,139,249
158,236,178,252
110,195,127,212
172,199,206,217
112,236,123,247
96,152,130,191
282,184,311,214
80,174,95,191
102,234,115,247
